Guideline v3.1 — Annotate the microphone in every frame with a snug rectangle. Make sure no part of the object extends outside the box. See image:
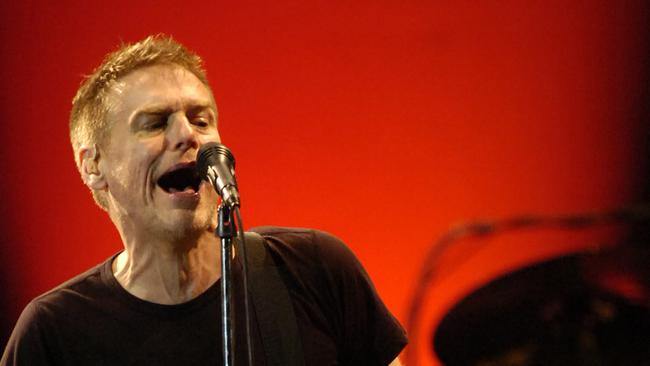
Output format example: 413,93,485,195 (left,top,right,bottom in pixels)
197,142,241,208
